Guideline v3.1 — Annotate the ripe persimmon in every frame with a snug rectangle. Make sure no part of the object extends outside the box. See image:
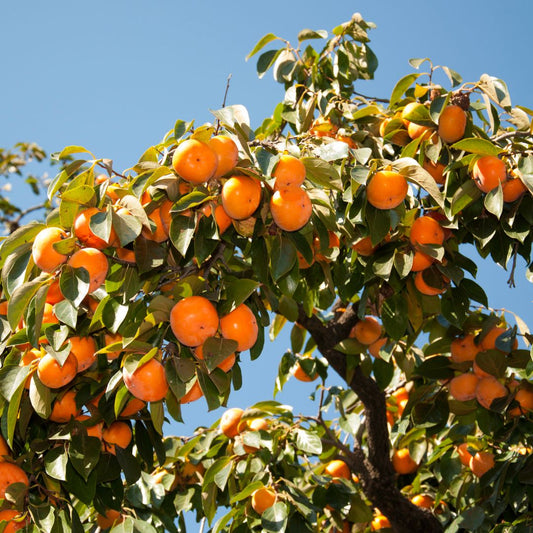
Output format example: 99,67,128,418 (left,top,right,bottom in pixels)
180,380,203,404
350,316,382,345
449,372,479,401
0,509,30,532
219,303,258,352
313,231,340,262
120,397,146,417
392,448,418,474
194,343,236,372
37,353,78,389
407,122,436,142
469,450,495,478
0,436,11,462
142,201,172,243
251,487,277,515
46,279,64,305
220,407,244,438
410,215,445,248
50,390,80,423
42,302,59,324
0,462,29,498
502,177,527,202
103,421,133,454
76,414,104,439
272,154,306,188
32,227,69,273
509,388,533,416
104,332,123,361
67,247,109,294
438,104,467,144
414,271,448,296
96,509,123,530
450,334,480,363
292,359,318,382
352,235,377,256
472,156,506,193
457,442,474,467
411,494,434,509
422,159,446,185
221,175,262,220
324,459,351,480
366,170,408,210
74,207,117,249
411,250,434,272
401,102,424,126
270,186,312,232
172,139,218,184
170,296,219,347
123,357,168,403
368,337,387,358
208,135,239,178
480,326,517,352
69,336,97,373
371,514,391,531
116,247,136,264
476,376,507,410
